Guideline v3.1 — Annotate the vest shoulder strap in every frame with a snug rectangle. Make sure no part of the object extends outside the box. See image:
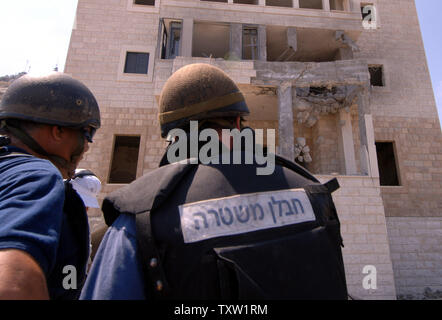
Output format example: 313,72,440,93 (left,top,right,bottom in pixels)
275,155,340,194
275,154,319,183
102,160,196,226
